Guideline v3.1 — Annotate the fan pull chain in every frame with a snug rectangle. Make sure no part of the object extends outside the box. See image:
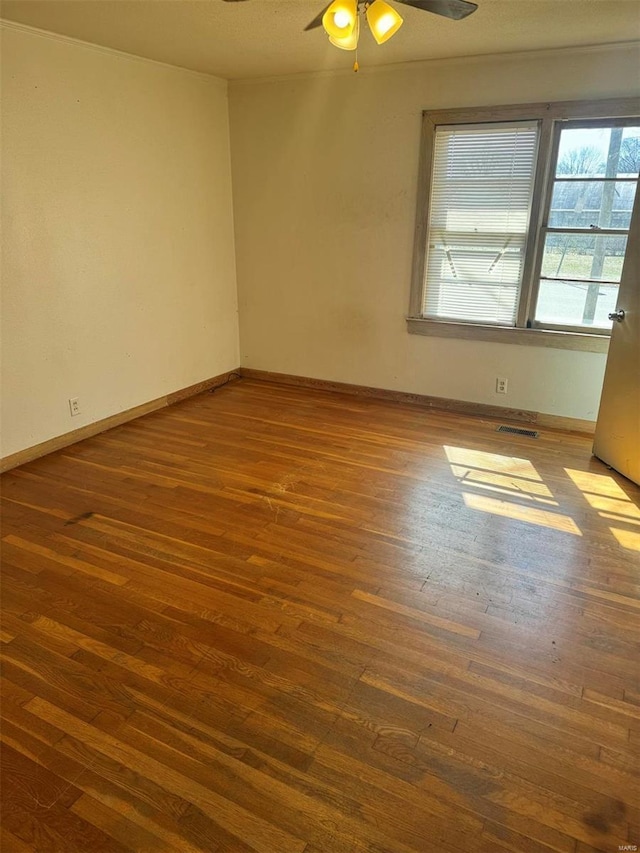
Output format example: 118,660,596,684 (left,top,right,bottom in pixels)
353,42,359,72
